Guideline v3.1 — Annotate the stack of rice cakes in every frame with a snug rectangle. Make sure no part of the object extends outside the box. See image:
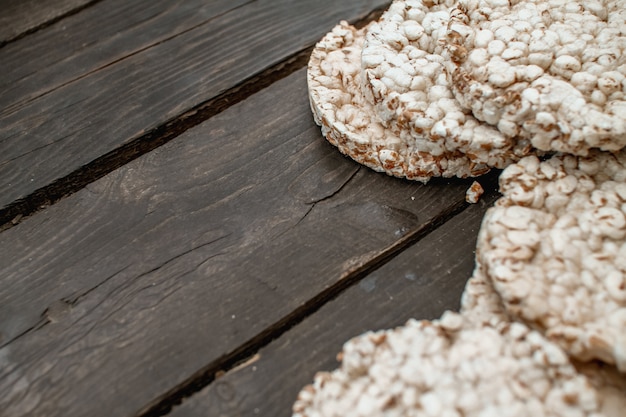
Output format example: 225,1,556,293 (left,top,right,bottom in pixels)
299,0,626,415
308,0,625,181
